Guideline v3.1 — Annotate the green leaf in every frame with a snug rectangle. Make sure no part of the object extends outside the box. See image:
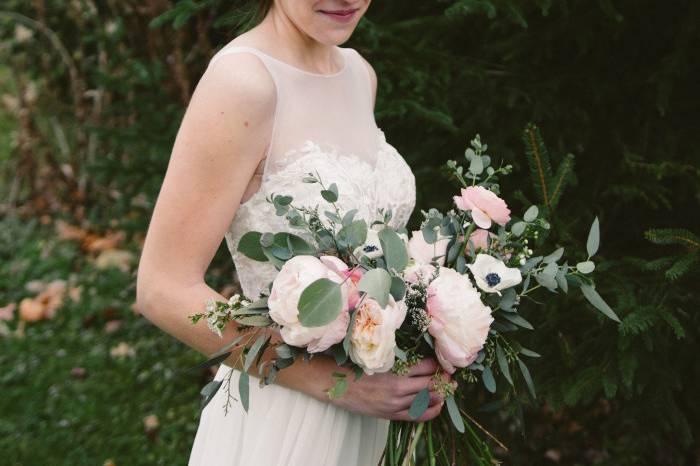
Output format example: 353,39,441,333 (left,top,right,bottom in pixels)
496,344,513,386
199,379,223,410
482,366,496,393
357,268,392,307
576,261,595,274
469,155,484,175
543,247,564,264
326,373,348,399
239,370,249,412
339,220,367,249
237,231,268,262
408,387,430,420
321,183,339,203
243,334,270,372
519,347,541,358
511,221,526,237
524,205,539,222
499,288,517,311
389,276,406,302
445,395,465,433
517,358,536,399
286,234,316,256
587,217,600,257
341,209,358,227
580,284,621,322
378,227,409,272
297,278,343,327
501,312,534,330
